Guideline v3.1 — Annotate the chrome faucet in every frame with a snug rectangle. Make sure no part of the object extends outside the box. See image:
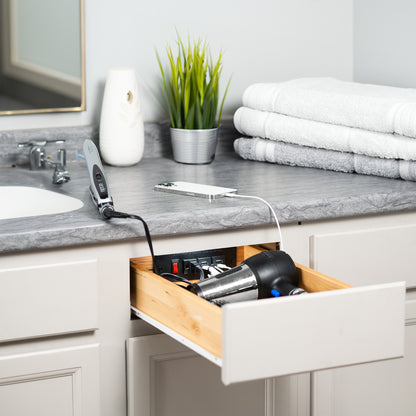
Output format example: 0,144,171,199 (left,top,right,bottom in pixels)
17,139,70,184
